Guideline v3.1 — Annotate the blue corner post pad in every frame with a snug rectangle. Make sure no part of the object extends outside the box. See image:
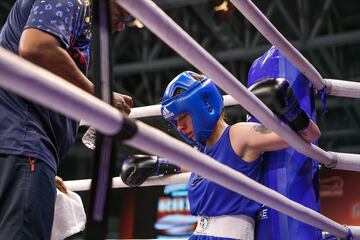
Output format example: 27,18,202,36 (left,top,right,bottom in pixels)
346,226,354,240
318,86,328,114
